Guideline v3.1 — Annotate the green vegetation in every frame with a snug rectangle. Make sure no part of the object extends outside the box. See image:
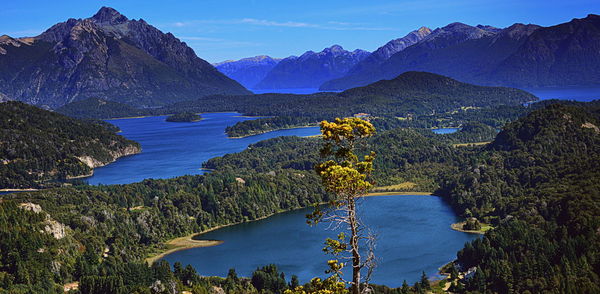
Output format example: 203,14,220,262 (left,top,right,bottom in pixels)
165,112,202,122
0,101,140,189
1,100,599,293
437,104,600,293
56,98,146,119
